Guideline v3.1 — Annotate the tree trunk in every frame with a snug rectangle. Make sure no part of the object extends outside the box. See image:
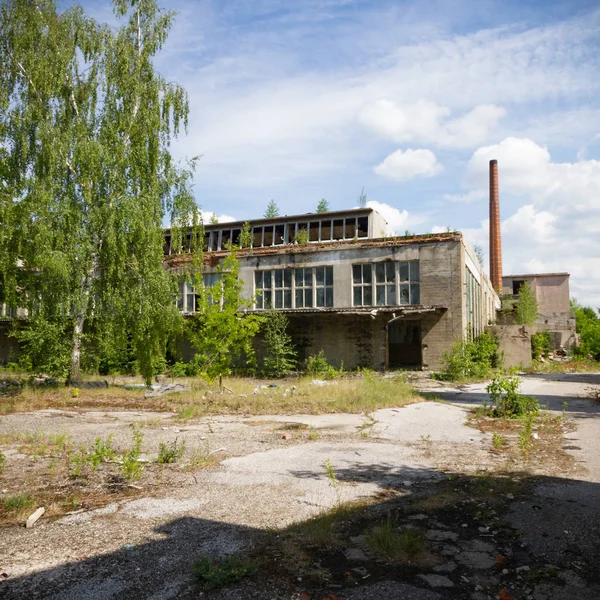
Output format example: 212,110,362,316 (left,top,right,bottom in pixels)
68,253,98,385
